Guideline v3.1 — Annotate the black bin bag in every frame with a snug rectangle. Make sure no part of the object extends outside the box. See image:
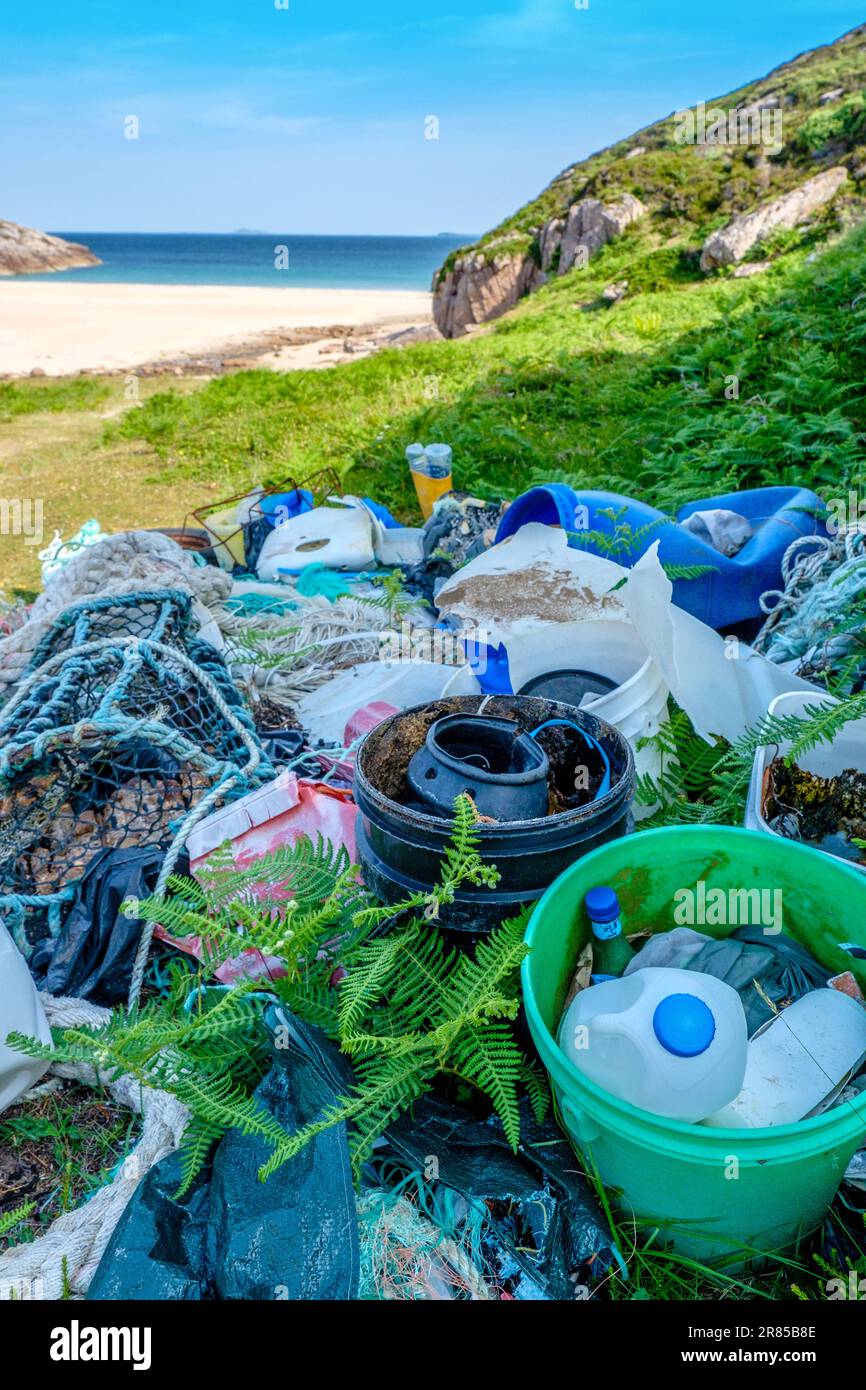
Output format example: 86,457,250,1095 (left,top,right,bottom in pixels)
378,1094,617,1299
87,1007,359,1301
